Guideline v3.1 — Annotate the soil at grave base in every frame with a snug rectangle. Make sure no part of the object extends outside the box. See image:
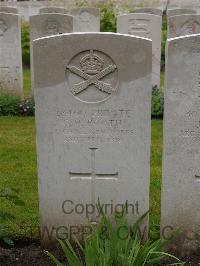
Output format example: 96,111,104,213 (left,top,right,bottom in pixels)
0,240,200,266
